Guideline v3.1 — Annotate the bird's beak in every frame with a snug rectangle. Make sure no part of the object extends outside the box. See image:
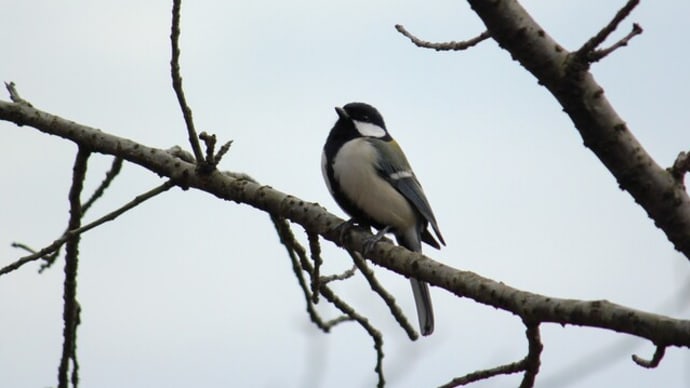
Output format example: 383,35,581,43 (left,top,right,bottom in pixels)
335,106,349,120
